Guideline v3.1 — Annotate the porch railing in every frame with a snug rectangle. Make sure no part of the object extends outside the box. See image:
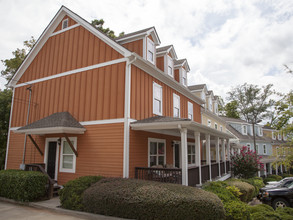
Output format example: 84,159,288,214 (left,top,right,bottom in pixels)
135,167,182,184
25,163,55,199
